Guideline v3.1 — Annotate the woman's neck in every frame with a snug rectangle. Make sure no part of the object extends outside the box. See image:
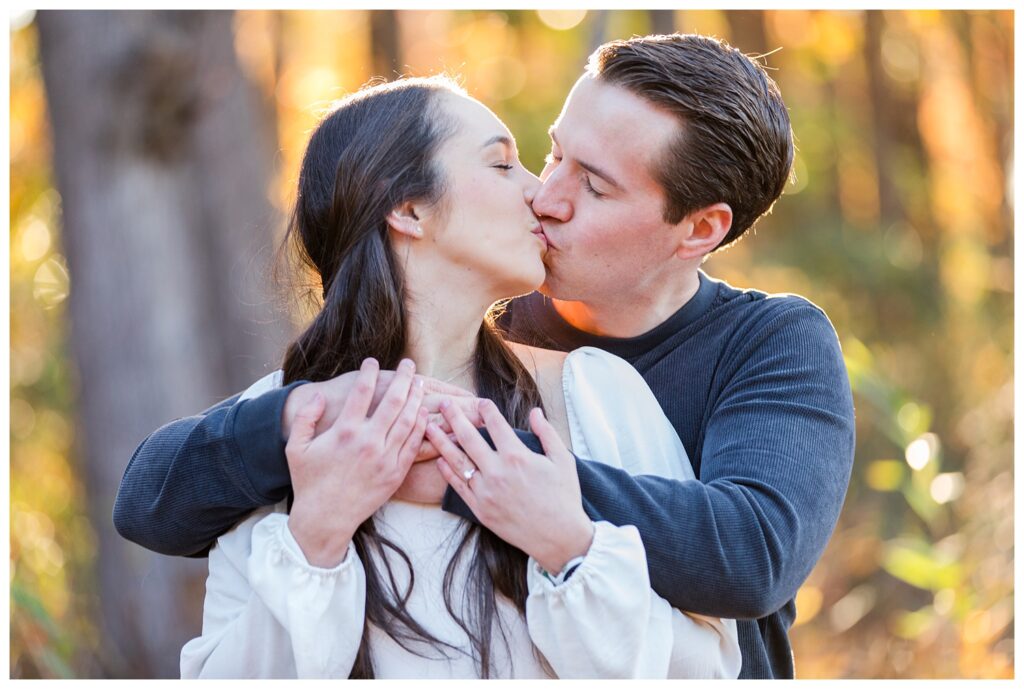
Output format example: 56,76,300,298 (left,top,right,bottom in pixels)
394,237,510,389
402,287,491,391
